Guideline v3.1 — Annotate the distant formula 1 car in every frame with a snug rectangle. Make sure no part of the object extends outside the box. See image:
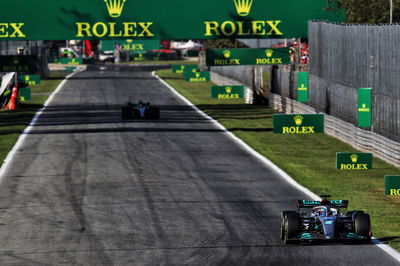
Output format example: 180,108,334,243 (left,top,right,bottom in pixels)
121,101,160,120
280,195,372,244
